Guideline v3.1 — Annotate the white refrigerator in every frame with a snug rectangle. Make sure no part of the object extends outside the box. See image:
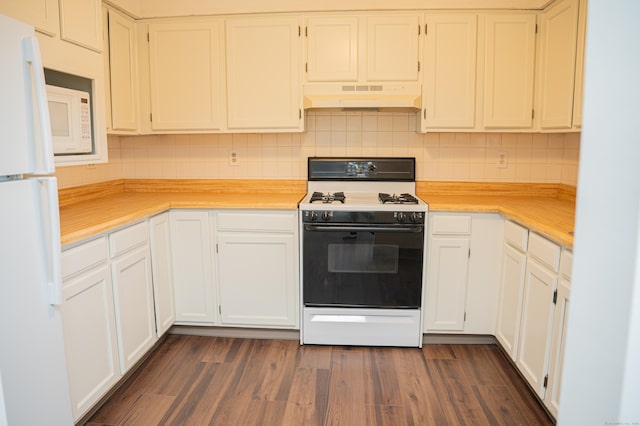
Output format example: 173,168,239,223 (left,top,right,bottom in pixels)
0,13,74,425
